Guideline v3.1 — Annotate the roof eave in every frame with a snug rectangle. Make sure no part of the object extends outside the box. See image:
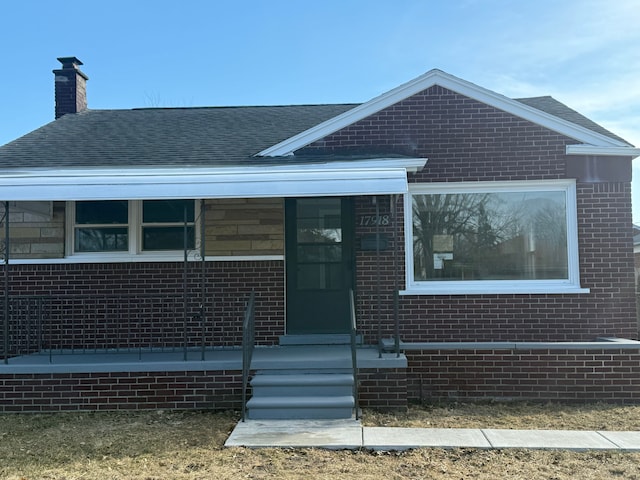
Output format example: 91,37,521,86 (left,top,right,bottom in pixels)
0,158,427,201
566,144,640,158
